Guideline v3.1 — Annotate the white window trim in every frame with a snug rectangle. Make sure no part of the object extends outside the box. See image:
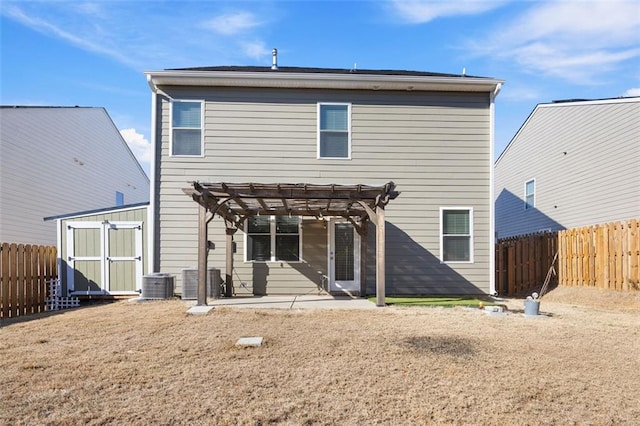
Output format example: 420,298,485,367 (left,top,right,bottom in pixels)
169,99,205,157
524,178,535,210
244,216,303,263
317,102,352,160
439,207,474,264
